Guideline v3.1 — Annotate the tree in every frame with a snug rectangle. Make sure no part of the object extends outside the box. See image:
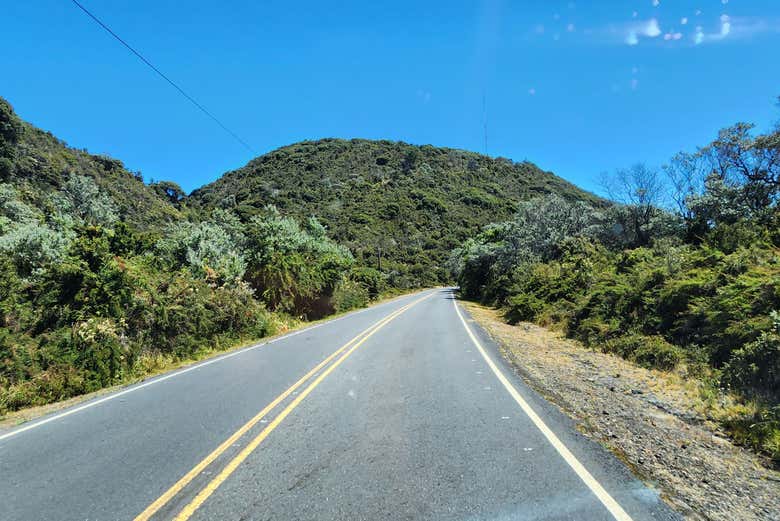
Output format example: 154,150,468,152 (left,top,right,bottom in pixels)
703,123,779,213
151,181,186,207
0,97,23,160
664,151,707,221
502,195,598,265
601,164,667,247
